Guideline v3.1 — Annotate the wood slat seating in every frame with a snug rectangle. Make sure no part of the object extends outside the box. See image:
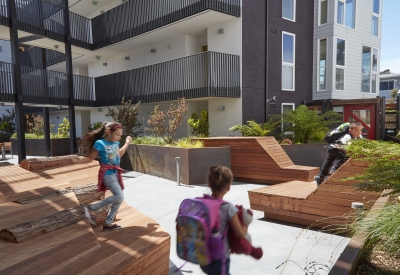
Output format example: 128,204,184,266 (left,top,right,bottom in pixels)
0,158,170,274
196,137,319,184
0,142,12,158
248,158,381,228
